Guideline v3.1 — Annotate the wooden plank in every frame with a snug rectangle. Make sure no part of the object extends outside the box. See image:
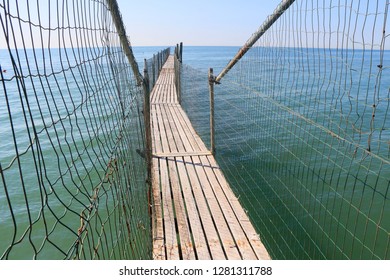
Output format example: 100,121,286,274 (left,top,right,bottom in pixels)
167,99,236,259
167,106,193,152
150,83,157,104
151,103,180,106
171,83,176,104
171,105,244,259
165,83,169,102
150,55,270,260
191,154,242,260
168,99,264,259
177,101,270,259
198,155,257,260
159,104,195,260
183,156,227,260
170,103,267,259
152,157,165,260
168,159,195,259
170,106,207,153
164,104,213,260
151,102,165,259
151,105,160,154
160,158,179,260
154,151,212,158
174,105,209,152
154,104,180,260
179,101,269,258
206,155,271,260
165,104,227,259
176,157,212,259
